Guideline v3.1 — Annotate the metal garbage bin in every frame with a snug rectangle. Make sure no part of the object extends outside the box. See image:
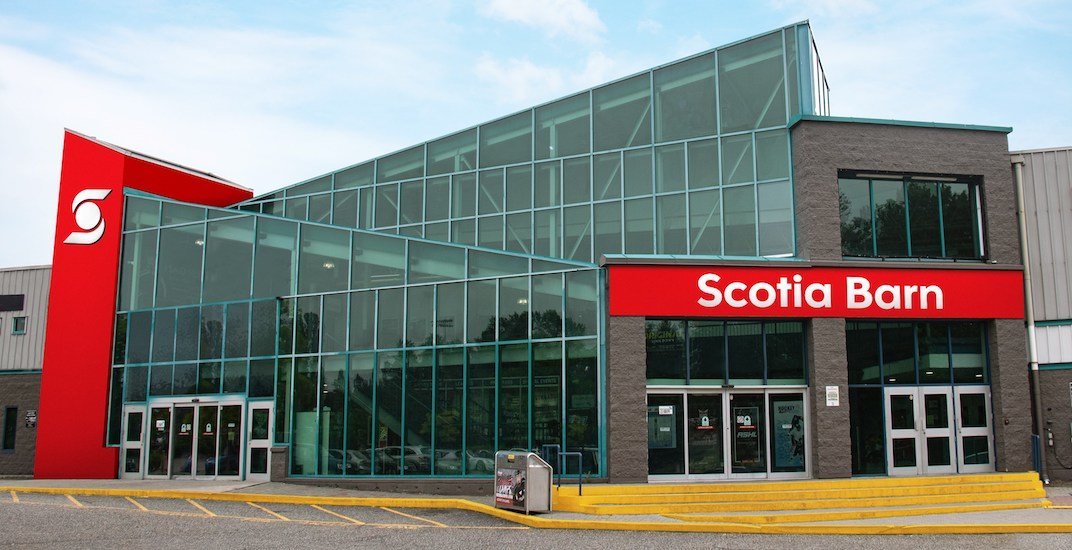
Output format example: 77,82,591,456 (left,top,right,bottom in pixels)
493,451,552,514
